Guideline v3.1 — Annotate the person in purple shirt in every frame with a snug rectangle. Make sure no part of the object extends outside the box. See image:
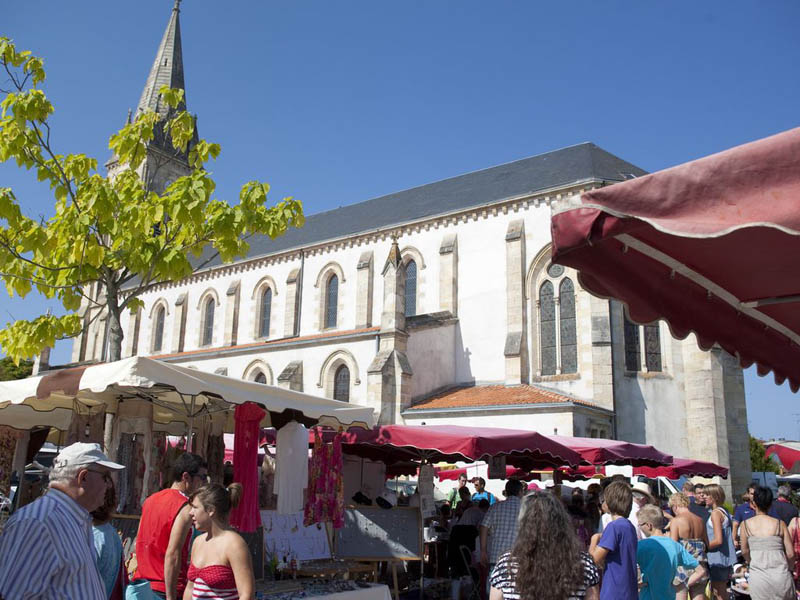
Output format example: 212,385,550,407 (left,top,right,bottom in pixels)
590,481,639,600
